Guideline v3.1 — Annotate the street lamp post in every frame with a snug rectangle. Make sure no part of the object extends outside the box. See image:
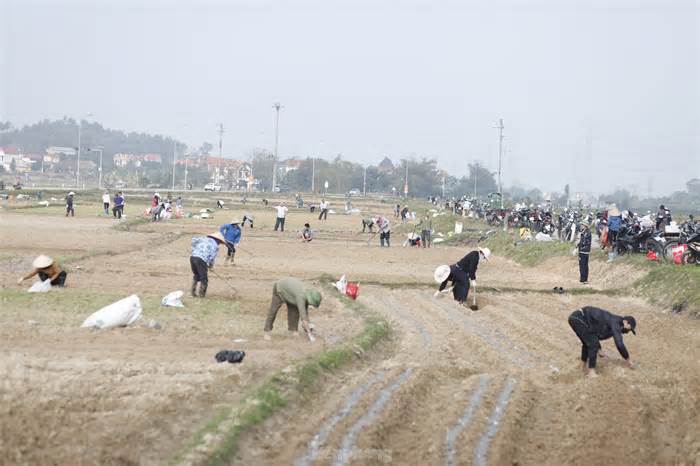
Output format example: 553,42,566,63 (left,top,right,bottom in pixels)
89,147,104,189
